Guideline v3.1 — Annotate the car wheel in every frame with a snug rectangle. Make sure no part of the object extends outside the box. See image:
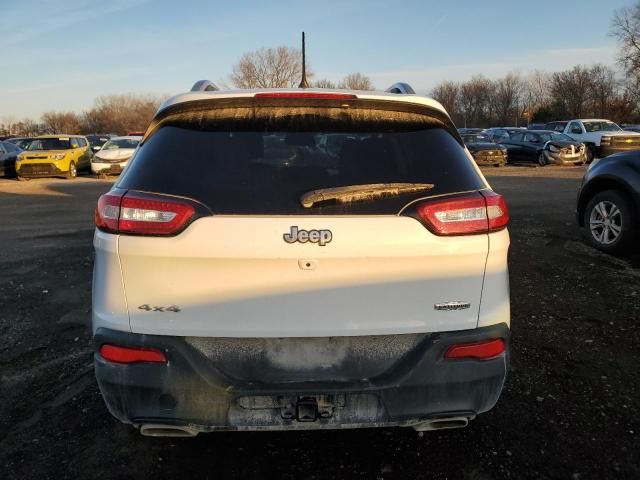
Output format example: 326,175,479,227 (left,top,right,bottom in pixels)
586,146,595,164
537,152,547,166
66,161,77,179
584,190,638,254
